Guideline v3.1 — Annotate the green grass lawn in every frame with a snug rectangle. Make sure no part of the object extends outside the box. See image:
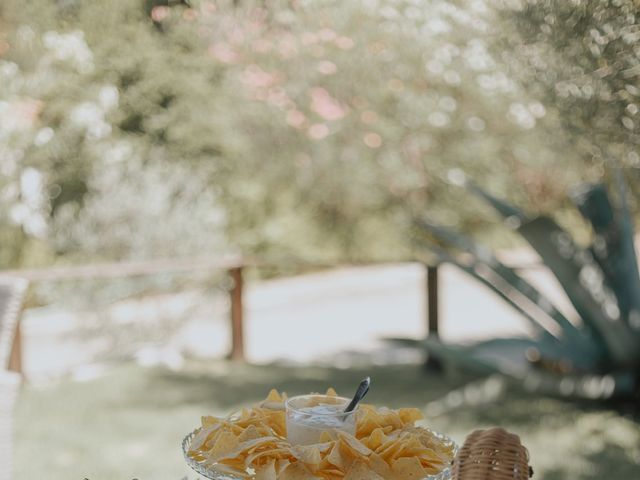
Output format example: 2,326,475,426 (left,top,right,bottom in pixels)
14,360,640,480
